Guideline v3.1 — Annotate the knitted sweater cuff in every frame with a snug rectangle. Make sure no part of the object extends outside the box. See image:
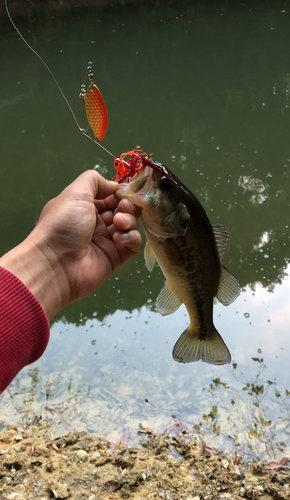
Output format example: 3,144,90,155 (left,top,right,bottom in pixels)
0,266,50,393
